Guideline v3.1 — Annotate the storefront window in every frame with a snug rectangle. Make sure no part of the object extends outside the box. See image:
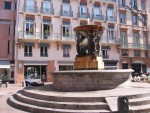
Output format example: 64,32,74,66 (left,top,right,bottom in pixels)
24,65,47,82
